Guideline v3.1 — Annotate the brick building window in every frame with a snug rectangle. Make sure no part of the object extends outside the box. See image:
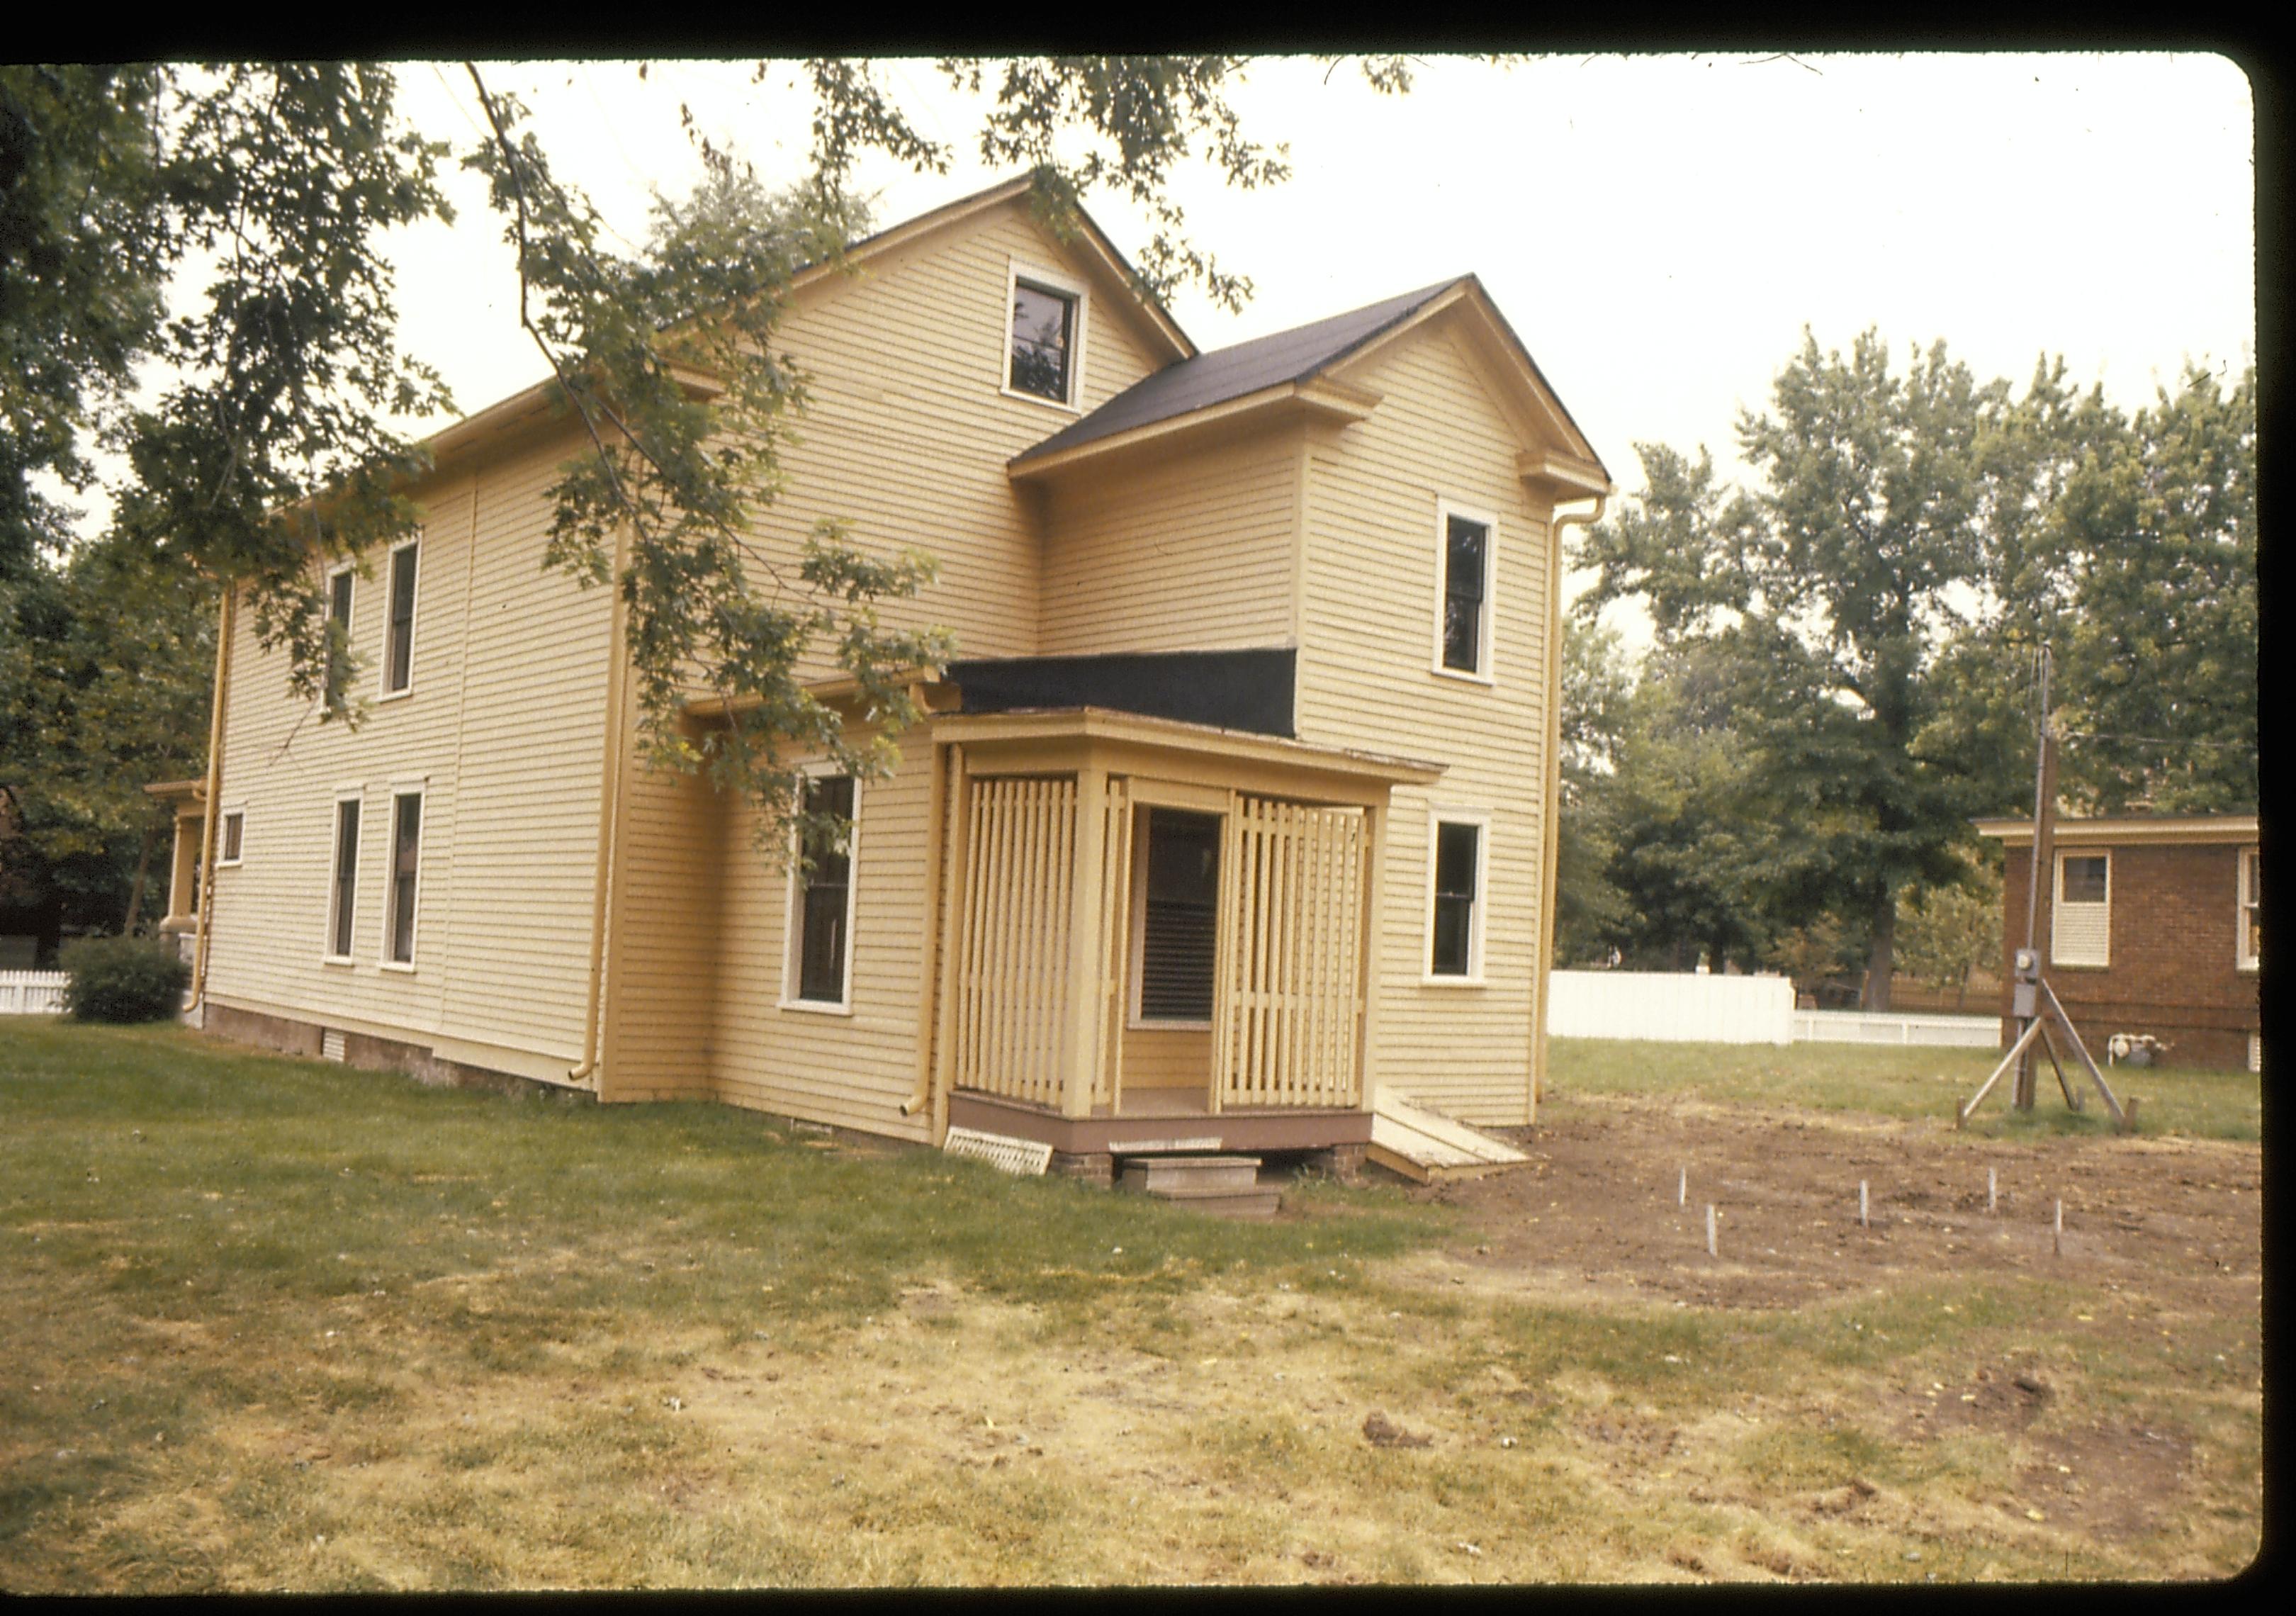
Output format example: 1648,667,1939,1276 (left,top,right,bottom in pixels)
2051,850,2110,969
2239,846,2261,972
